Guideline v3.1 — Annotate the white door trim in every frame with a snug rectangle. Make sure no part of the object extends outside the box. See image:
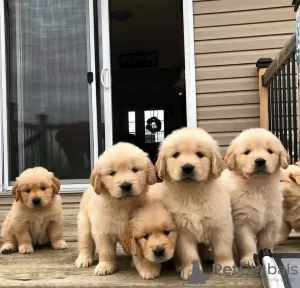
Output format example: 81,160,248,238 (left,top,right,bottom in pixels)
0,0,9,191
88,0,99,167
183,0,197,128
101,0,113,149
